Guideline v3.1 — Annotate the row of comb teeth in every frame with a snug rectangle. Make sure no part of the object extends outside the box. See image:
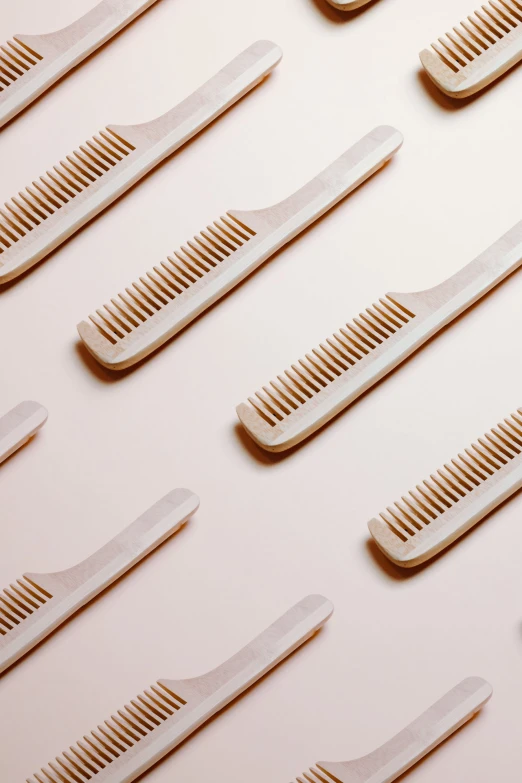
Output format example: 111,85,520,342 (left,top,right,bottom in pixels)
0,38,42,91
294,767,334,783
28,683,186,783
246,295,416,428
88,213,256,345
381,409,522,543
0,128,135,255
0,576,51,635
431,0,522,73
